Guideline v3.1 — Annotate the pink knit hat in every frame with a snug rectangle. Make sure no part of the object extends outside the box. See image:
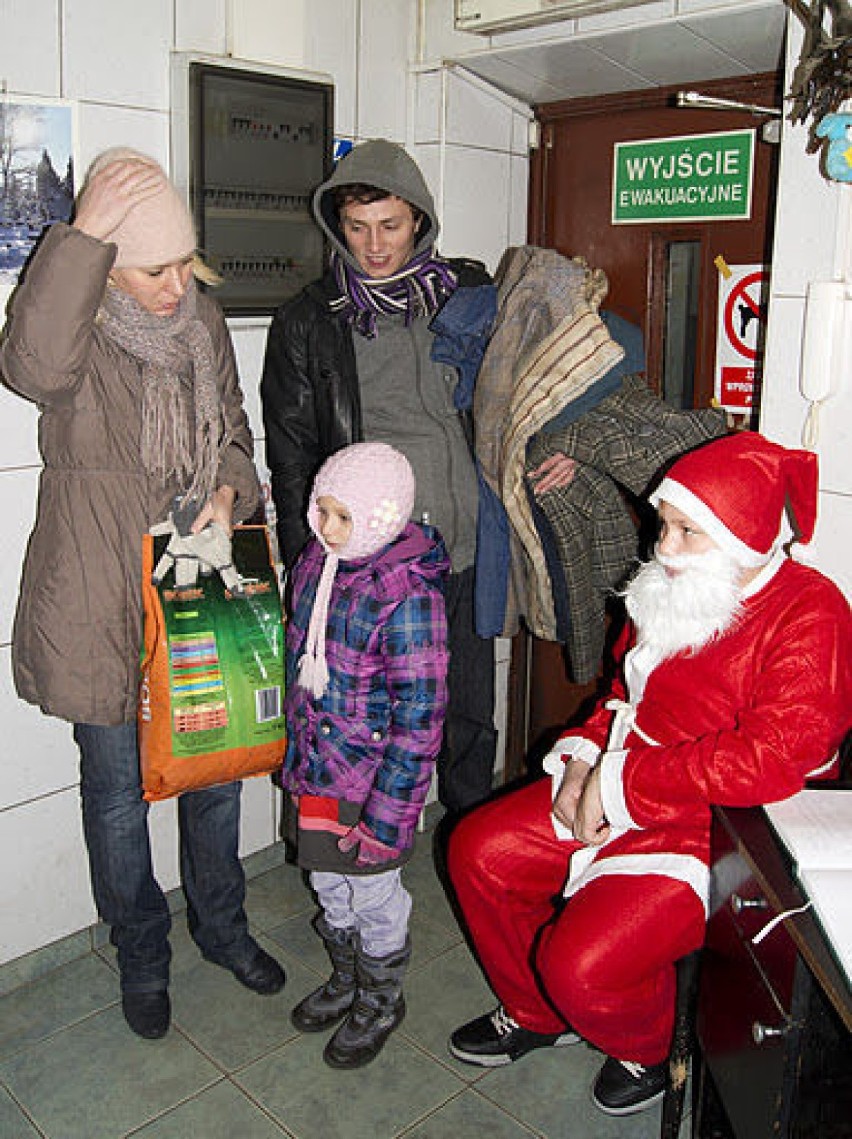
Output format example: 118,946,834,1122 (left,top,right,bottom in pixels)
650,432,818,567
307,441,416,560
81,147,196,269
297,443,416,698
